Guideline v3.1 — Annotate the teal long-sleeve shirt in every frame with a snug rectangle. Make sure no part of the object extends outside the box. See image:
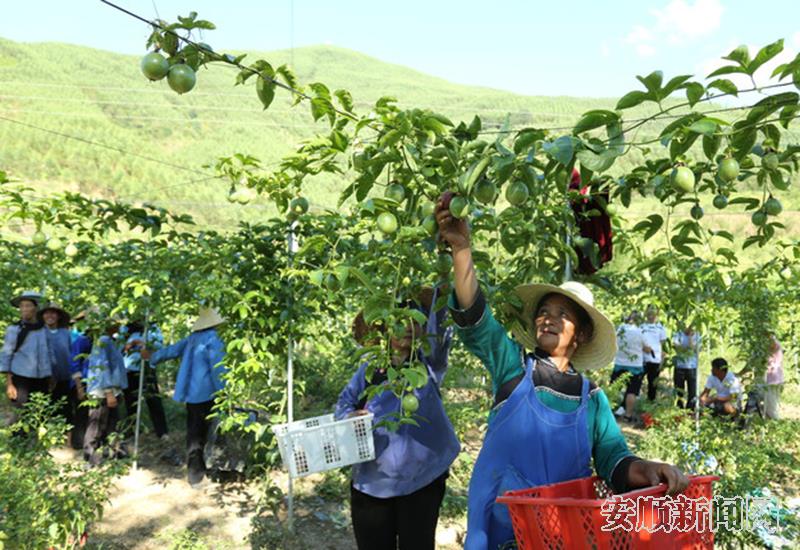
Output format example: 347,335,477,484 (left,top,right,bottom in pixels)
449,291,636,490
